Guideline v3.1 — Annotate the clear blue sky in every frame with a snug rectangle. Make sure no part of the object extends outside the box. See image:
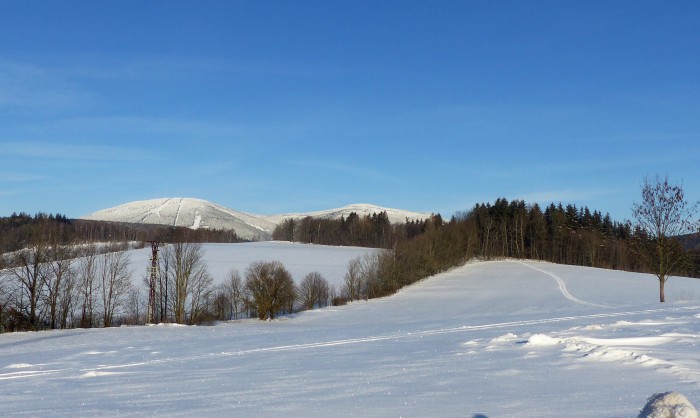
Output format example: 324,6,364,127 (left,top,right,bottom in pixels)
1,1,698,221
